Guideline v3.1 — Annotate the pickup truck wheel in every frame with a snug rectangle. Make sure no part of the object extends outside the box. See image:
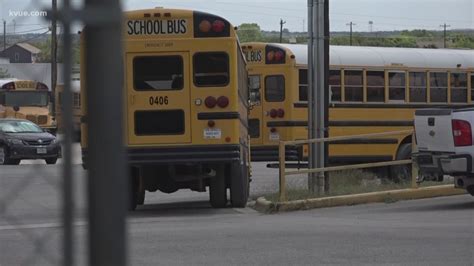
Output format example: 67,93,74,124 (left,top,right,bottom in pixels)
390,143,412,183
466,186,474,196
